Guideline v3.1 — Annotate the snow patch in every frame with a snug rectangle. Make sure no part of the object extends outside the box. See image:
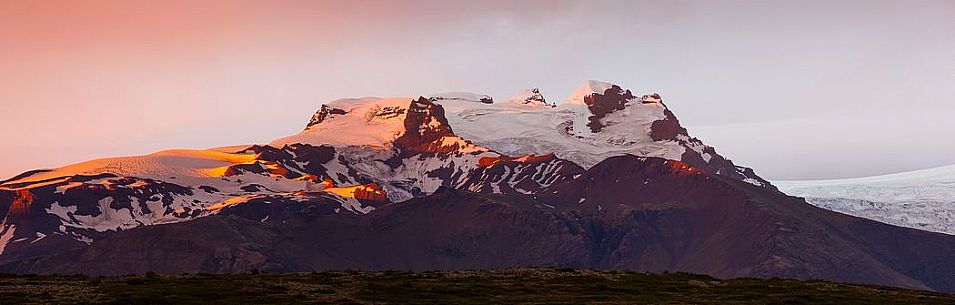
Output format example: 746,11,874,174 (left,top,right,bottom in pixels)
743,178,764,186
0,224,15,255
31,232,46,244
